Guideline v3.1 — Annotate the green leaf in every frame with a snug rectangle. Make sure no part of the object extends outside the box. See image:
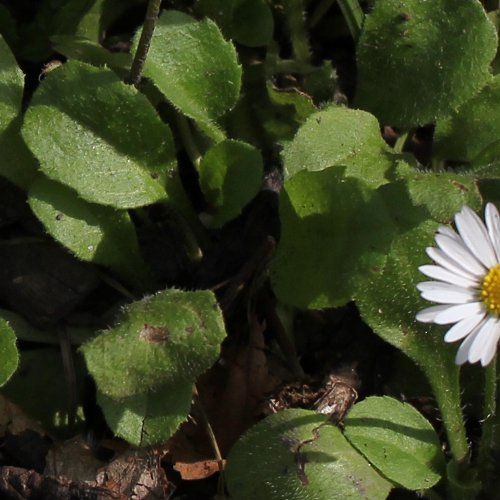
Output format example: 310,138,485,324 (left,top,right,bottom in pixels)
141,10,241,140
355,0,497,127
0,35,23,128
271,167,397,309
22,60,177,209
1,348,84,437
0,115,38,190
0,319,18,387
28,177,152,289
434,75,500,162
0,36,37,188
81,289,226,399
199,139,263,227
224,75,316,146
344,396,444,490
52,36,132,73
196,0,274,47
225,409,393,500
97,382,192,446
0,308,93,346
283,106,392,187
352,170,480,468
